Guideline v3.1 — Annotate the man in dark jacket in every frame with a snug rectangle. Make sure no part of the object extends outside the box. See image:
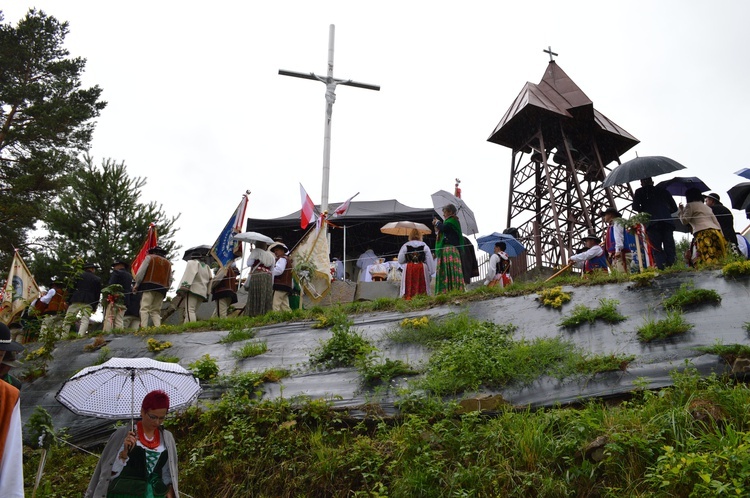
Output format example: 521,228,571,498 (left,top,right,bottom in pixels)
632,177,678,269
102,259,133,332
704,193,736,250
64,262,102,336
